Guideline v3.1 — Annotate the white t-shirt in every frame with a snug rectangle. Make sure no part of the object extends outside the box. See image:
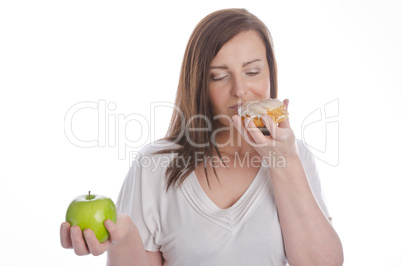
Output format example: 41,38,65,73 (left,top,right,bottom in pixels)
117,139,330,266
